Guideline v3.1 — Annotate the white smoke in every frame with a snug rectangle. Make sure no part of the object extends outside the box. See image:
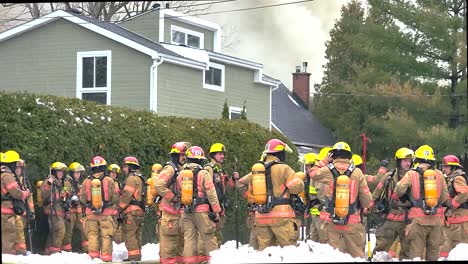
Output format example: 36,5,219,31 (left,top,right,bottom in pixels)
203,0,351,93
